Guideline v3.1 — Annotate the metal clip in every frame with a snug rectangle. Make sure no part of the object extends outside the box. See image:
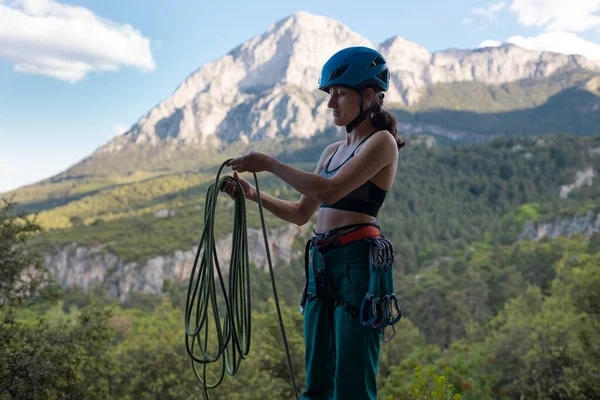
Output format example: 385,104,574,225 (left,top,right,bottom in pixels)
383,324,397,343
